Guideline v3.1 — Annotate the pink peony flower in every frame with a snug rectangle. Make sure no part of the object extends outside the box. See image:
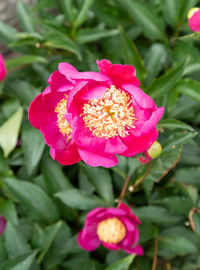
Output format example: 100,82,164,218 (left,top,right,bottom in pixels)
77,203,143,255
66,59,164,167
28,59,163,167
139,141,162,164
188,7,200,32
0,216,6,235
0,54,6,81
